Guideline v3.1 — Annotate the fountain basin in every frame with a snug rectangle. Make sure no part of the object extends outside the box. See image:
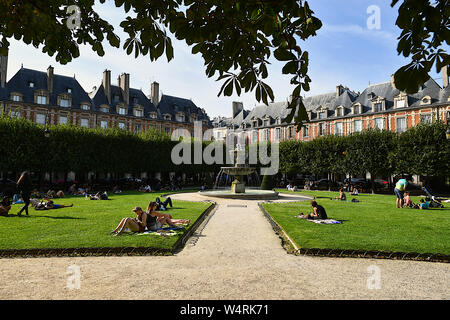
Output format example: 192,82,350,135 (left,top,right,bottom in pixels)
199,188,279,200
221,167,256,176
